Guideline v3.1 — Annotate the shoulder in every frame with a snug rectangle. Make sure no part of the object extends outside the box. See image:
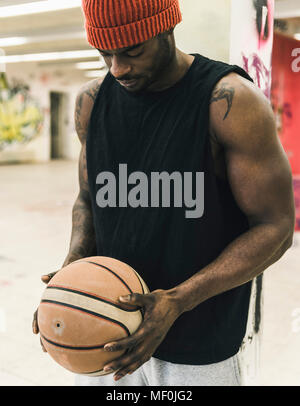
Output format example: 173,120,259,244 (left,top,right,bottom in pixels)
209,72,274,136
209,71,275,147
76,77,104,105
75,77,104,144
